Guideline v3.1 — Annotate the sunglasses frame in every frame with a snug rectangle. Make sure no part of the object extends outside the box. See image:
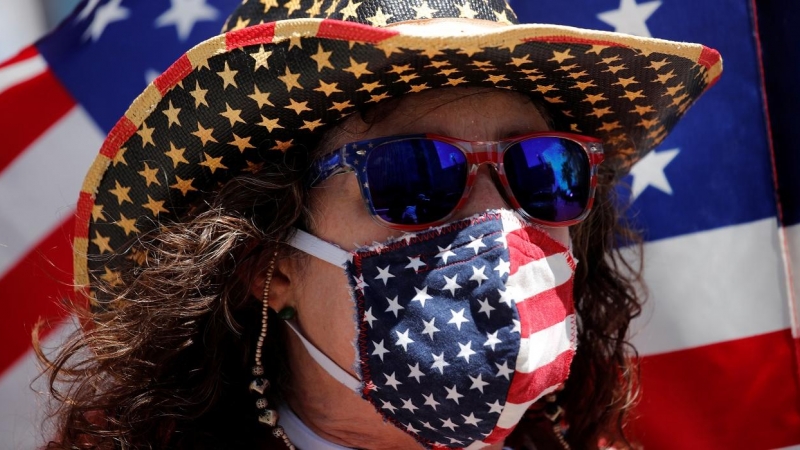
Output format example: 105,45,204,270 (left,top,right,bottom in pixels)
310,131,605,231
